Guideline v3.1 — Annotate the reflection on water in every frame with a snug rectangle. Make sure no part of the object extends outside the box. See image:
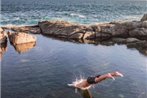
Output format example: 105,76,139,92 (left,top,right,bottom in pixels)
2,34,147,98
43,35,147,56
79,89,93,98
12,42,36,54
